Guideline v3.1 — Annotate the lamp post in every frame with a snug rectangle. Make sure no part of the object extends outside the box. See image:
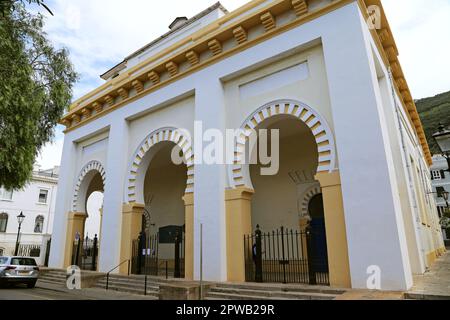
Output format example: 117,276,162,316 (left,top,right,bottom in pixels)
433,123,450,172
14,212,25,256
